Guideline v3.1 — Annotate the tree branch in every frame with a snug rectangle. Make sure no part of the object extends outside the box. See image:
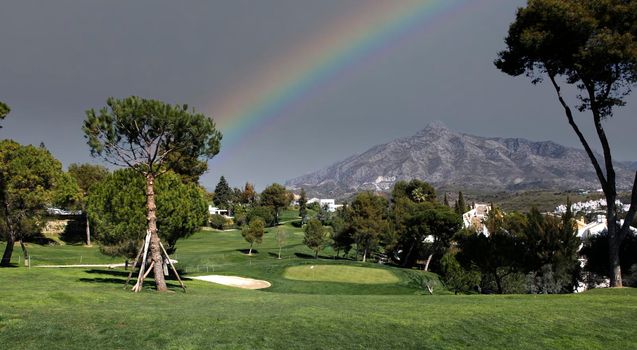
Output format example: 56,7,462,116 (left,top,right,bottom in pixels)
583,79,616,197
548,73,608,190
